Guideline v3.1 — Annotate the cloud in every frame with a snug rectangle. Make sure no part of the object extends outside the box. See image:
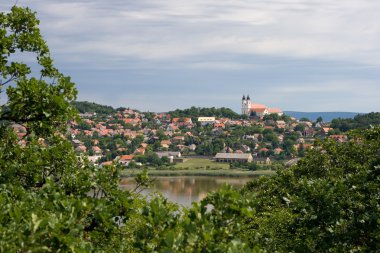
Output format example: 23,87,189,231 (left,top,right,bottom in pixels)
1,0,380,112
3,0,379,67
